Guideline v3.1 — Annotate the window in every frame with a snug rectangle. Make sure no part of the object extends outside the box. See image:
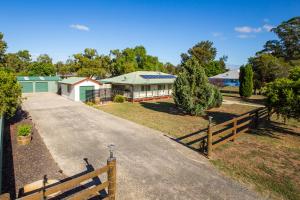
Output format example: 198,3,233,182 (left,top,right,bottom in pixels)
141,85,145,91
